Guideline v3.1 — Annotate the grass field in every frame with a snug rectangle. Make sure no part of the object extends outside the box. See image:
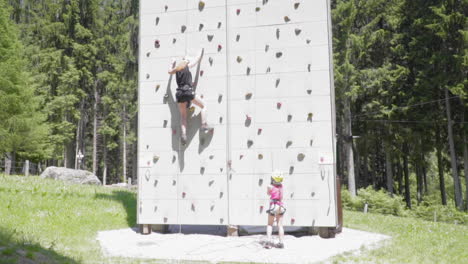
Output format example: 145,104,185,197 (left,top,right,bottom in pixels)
0,174,467,263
